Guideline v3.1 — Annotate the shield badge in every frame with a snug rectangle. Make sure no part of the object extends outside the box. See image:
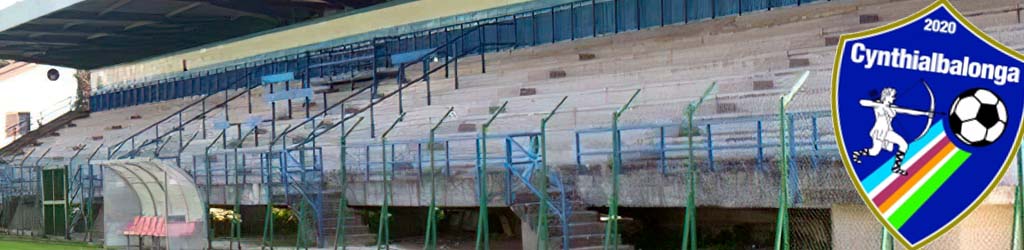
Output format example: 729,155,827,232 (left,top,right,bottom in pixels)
833,0,1024,248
